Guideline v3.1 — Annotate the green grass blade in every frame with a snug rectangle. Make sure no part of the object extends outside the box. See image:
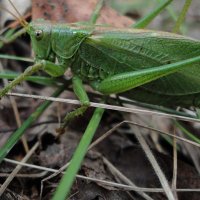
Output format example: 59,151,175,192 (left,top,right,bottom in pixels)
0,28,26,48
155,0,177,21
172,0,192,33
0,71,61,86
0,54,34,62
0,85,66,163
174,121,200,144
117,97,197,119
52,107,105,200
133,0,172,28
89,0,104,24
196,108,200,119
